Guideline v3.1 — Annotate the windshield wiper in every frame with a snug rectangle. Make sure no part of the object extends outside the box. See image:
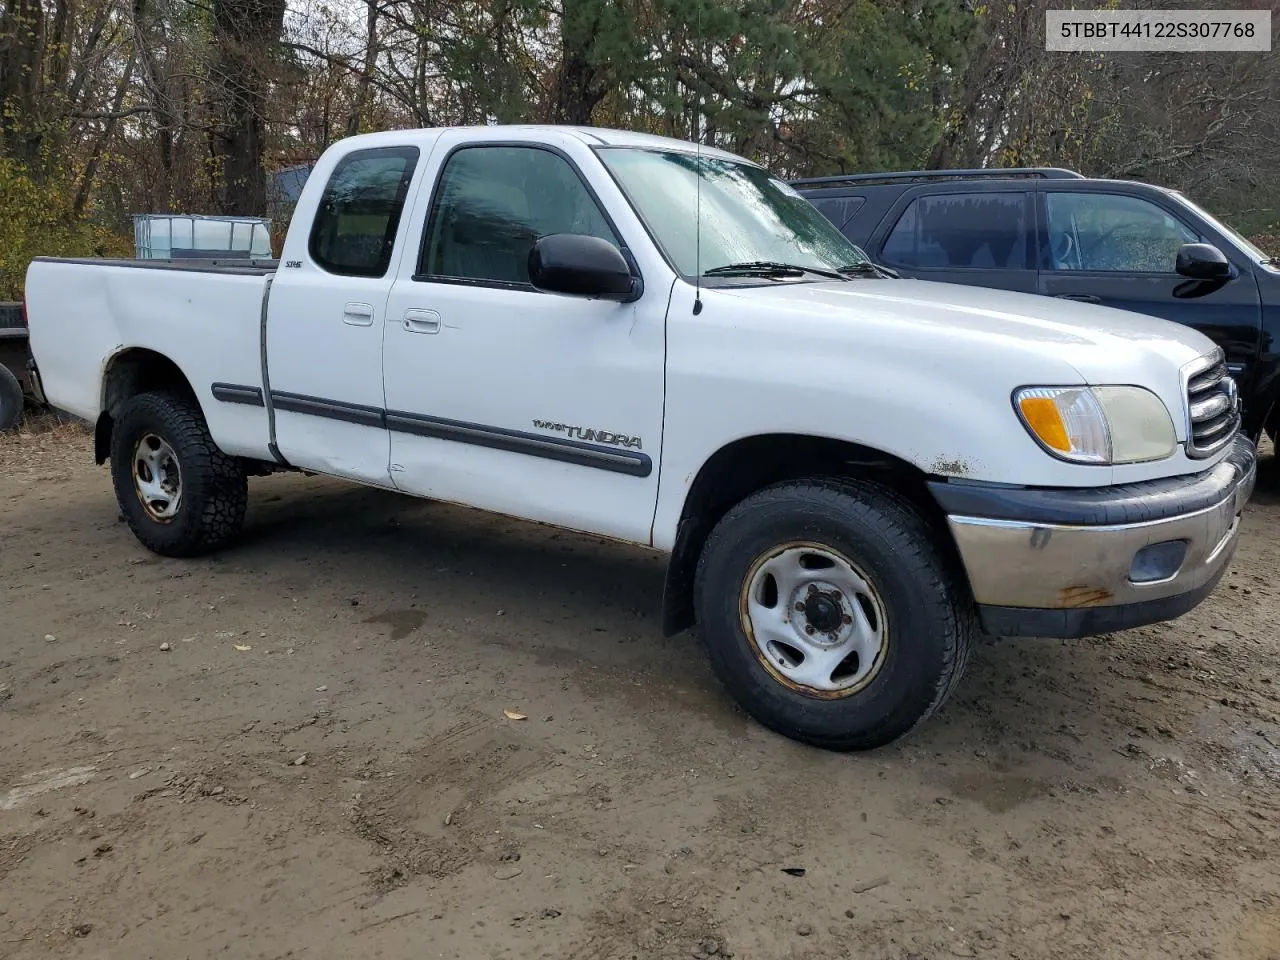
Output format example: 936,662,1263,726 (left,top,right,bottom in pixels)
1262,256,1280,266
703,260,848,281
838,261,899,279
